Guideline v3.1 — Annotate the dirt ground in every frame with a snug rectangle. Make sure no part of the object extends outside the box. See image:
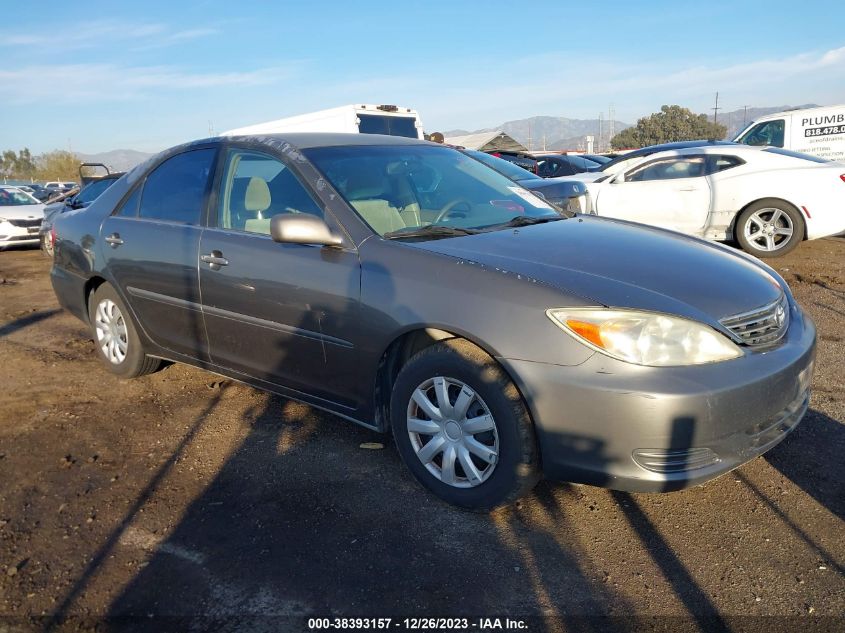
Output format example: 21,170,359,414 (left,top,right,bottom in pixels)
0,238,843,632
